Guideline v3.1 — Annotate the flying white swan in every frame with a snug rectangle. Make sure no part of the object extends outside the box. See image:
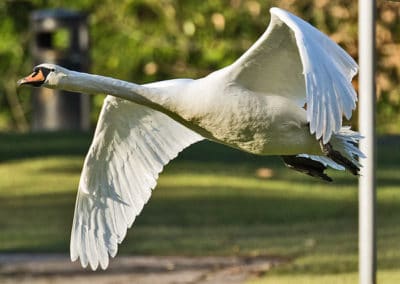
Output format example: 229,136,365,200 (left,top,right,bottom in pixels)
18,7,363,270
